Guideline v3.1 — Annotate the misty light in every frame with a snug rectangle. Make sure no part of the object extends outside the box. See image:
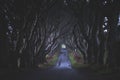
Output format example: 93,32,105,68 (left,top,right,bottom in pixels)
61,44,66,48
